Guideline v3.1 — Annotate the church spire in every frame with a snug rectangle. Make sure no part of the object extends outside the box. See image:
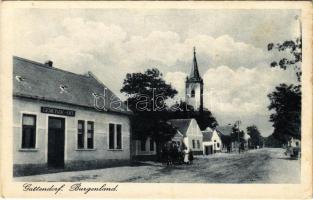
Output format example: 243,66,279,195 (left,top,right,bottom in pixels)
189,46,202,82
